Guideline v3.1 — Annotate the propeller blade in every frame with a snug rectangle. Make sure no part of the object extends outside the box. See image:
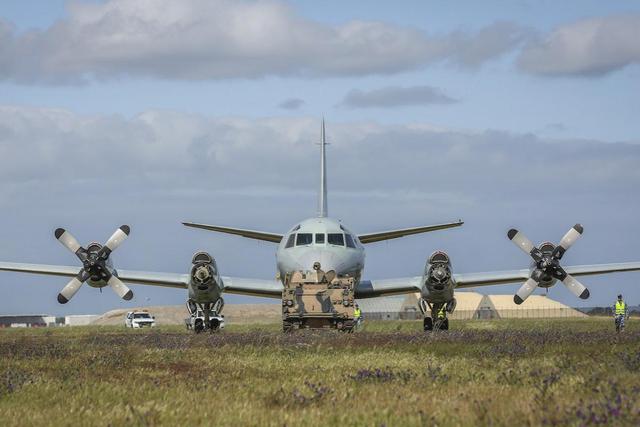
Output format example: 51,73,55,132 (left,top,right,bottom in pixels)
507,229,540,260
561,274,590,300
57,269,89,304
101,225,130,255
108,275,133,301
553,224,584,259
54,228,83,255
514,277,539,305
